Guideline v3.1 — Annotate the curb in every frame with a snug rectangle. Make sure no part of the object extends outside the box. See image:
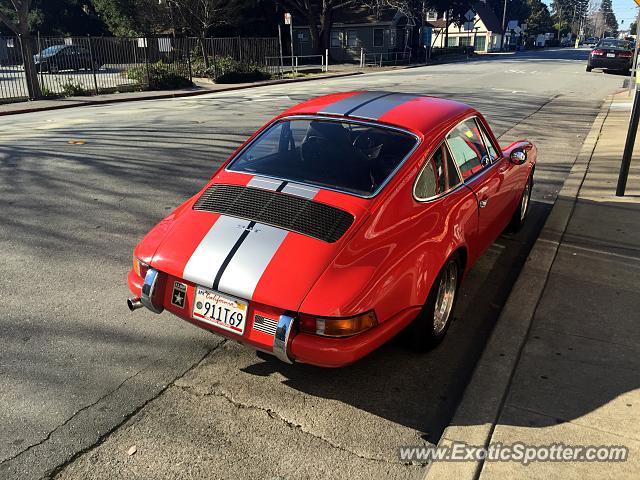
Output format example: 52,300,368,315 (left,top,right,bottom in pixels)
423,93,614,480
0,71,362,117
